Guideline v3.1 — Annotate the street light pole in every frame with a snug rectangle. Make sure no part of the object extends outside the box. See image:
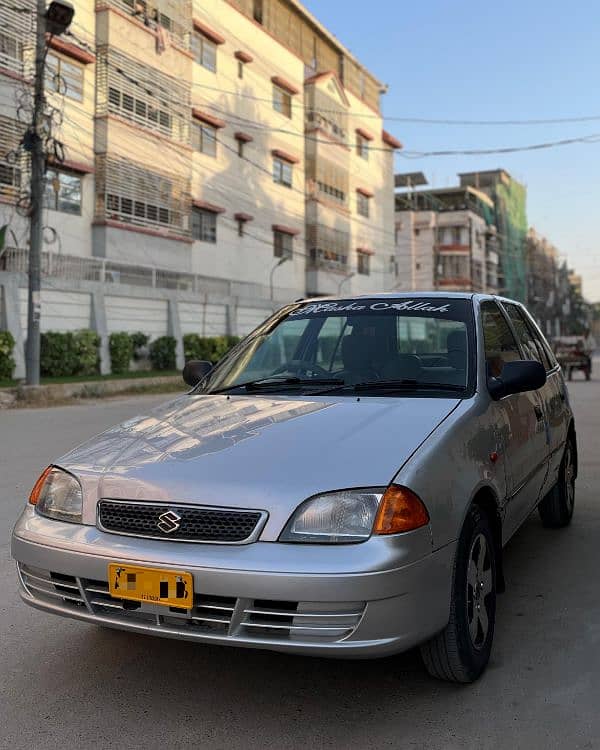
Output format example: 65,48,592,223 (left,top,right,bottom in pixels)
337,272,355,295
25,0,74,385
270,256,289,306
